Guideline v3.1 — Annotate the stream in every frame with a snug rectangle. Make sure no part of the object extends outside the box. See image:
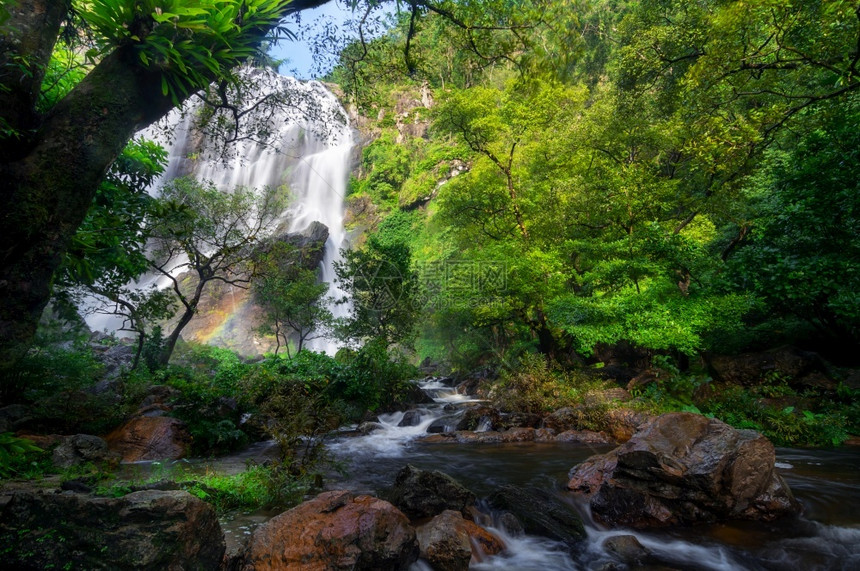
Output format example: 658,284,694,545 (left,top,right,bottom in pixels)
219,377,860,569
